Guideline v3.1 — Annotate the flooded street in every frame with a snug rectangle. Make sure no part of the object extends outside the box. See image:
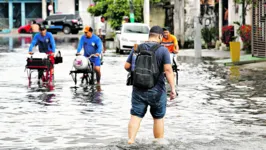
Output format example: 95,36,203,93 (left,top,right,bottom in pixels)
0,37,265,150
